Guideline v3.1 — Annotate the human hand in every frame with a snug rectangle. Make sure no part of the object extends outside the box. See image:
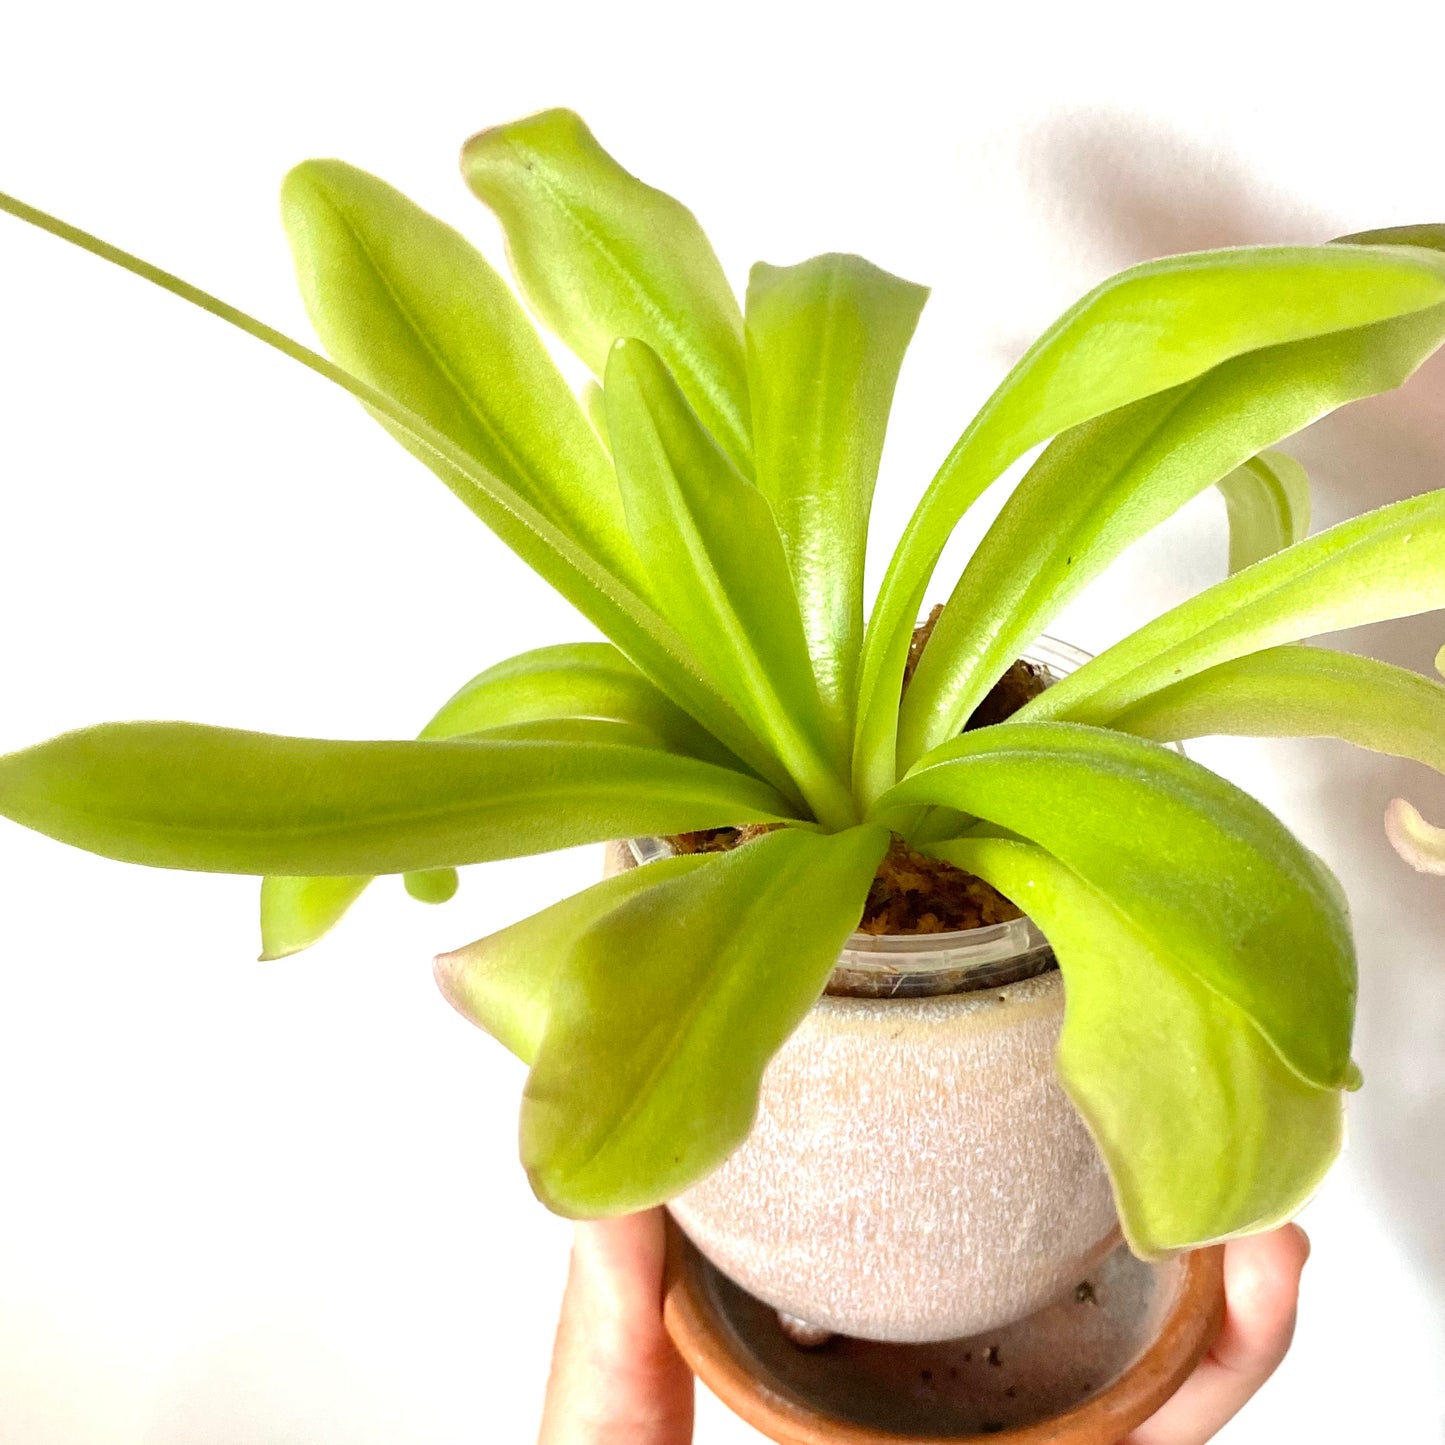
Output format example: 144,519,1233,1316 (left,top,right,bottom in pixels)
1124,1223,1310,1444
537,1212,1308,1445
537,1210,694,1445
